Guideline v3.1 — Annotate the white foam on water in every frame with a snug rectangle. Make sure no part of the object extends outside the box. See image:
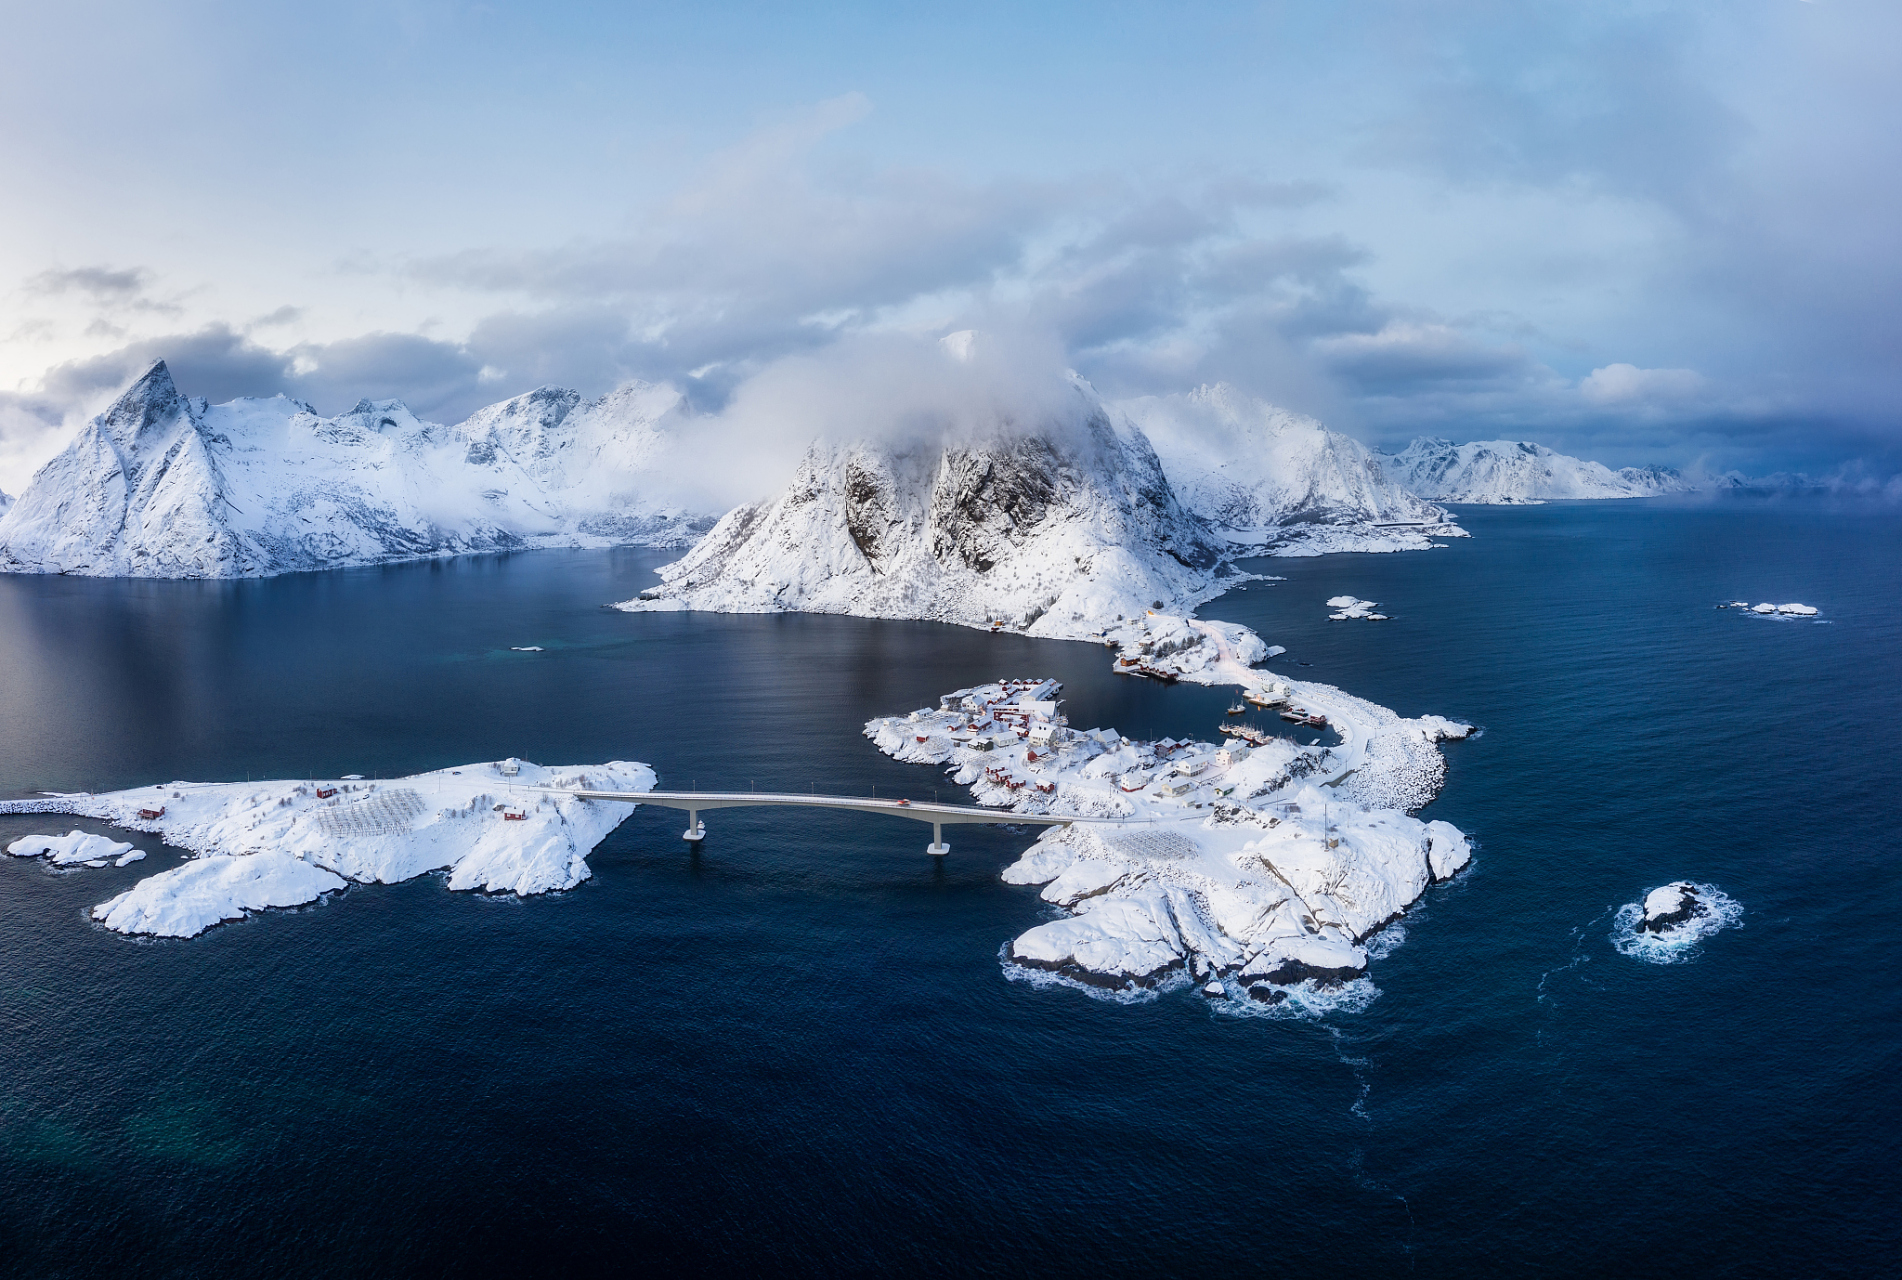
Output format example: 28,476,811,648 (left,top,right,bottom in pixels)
1364,922,1408,961
1611,882,1743,963
1209,975,1383,1021
997,945,1184,1004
